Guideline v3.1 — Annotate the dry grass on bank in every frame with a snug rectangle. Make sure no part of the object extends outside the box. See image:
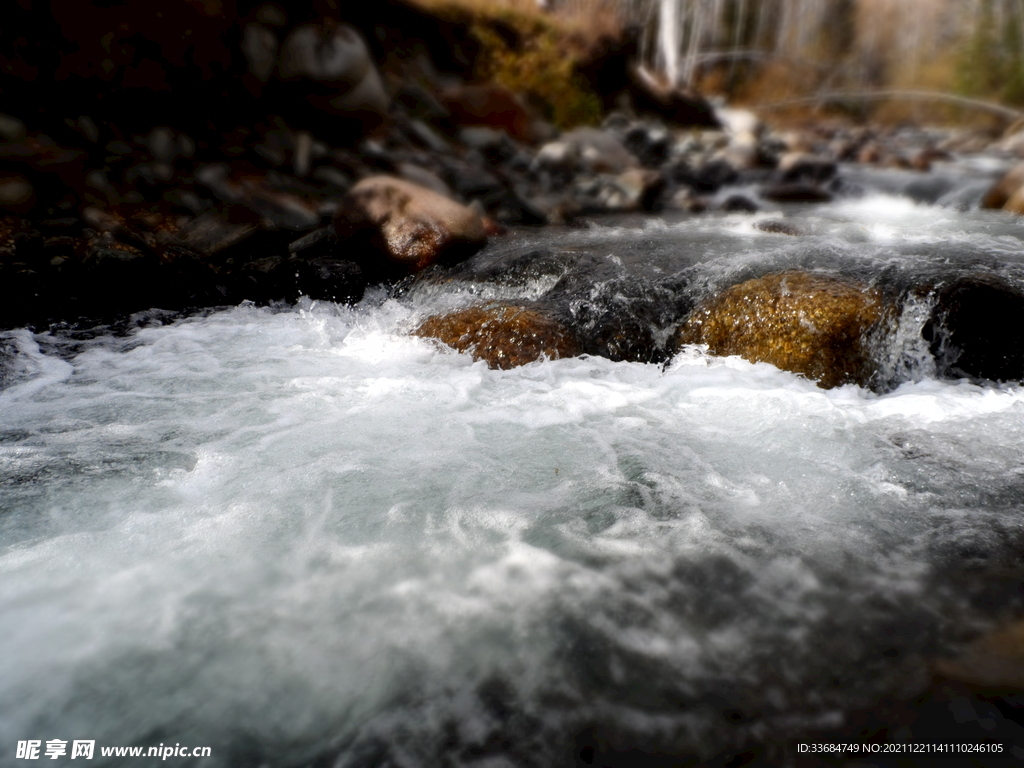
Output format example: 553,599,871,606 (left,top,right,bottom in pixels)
407,0,624,127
